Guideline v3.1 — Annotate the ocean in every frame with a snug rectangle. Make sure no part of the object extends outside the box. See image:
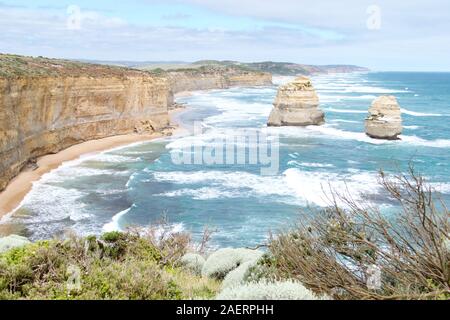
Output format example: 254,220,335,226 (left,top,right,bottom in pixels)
2,72,449,247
